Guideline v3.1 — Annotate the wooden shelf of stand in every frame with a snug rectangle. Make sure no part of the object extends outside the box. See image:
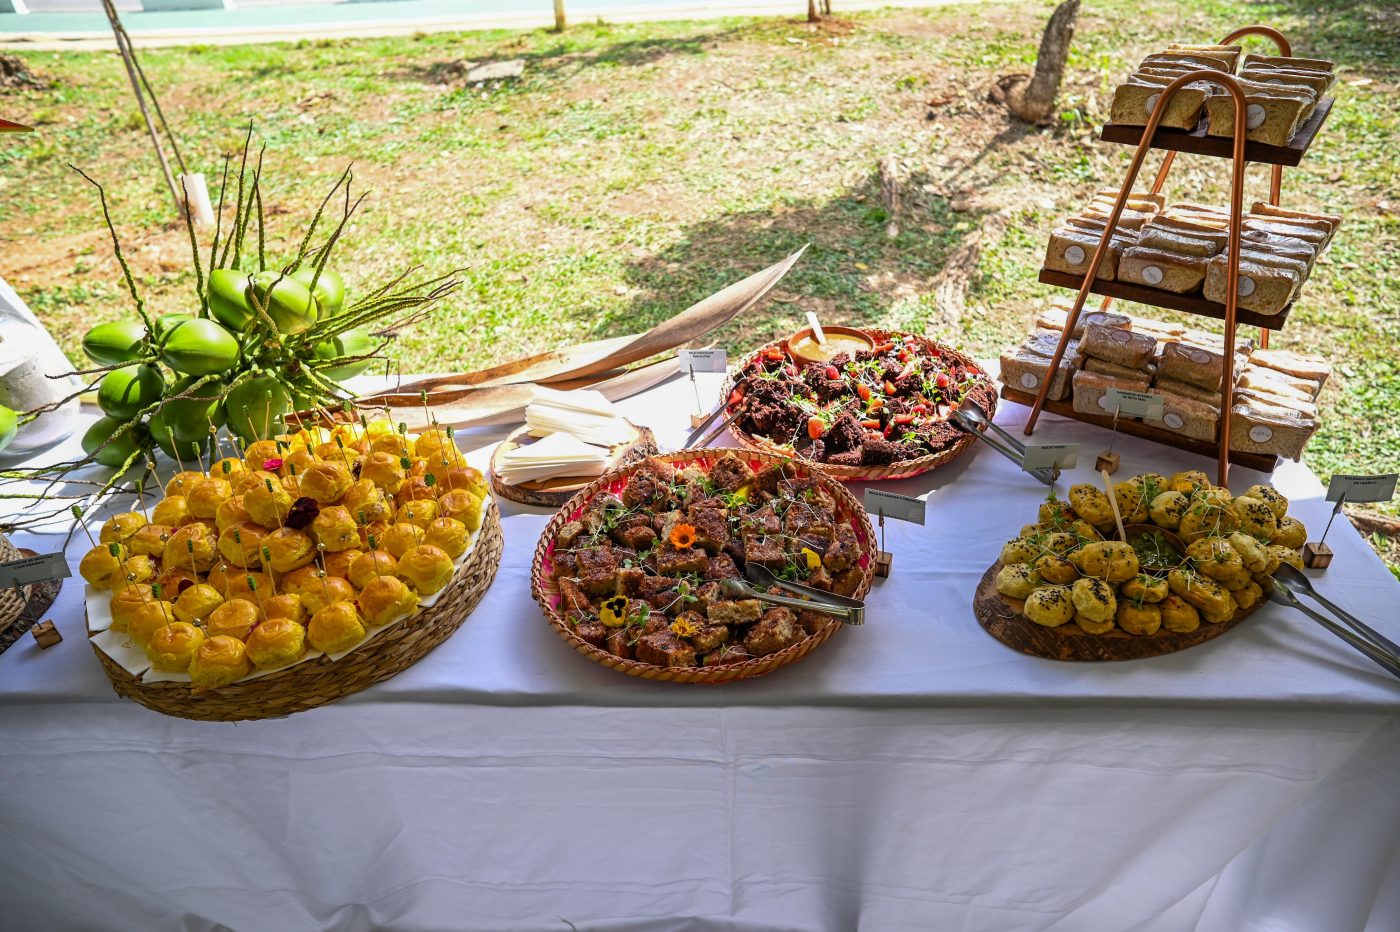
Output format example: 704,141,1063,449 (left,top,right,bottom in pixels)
1000,386,1280,473
1037,268,1294,330
1100,97,1333,168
